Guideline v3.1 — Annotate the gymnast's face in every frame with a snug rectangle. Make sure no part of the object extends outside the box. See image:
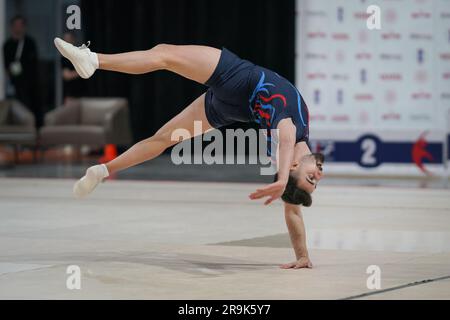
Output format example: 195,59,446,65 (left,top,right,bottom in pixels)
290,153,324,194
